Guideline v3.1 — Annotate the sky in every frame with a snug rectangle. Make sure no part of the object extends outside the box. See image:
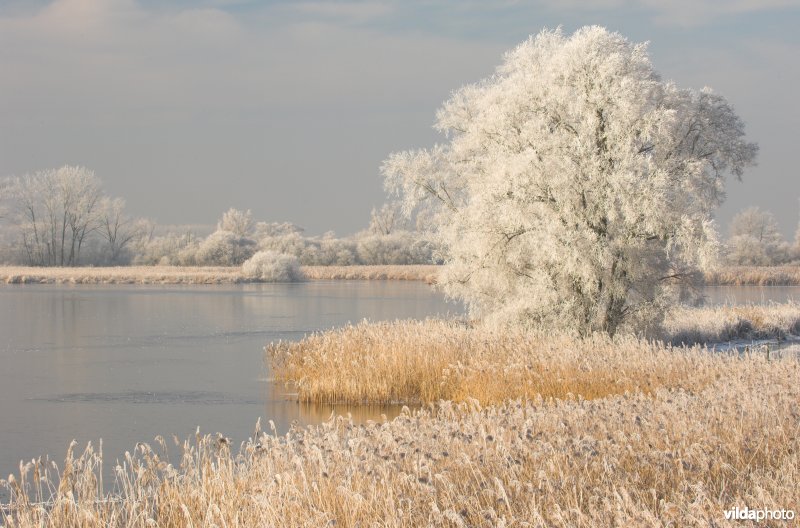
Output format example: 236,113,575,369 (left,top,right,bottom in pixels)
1,0,799,237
